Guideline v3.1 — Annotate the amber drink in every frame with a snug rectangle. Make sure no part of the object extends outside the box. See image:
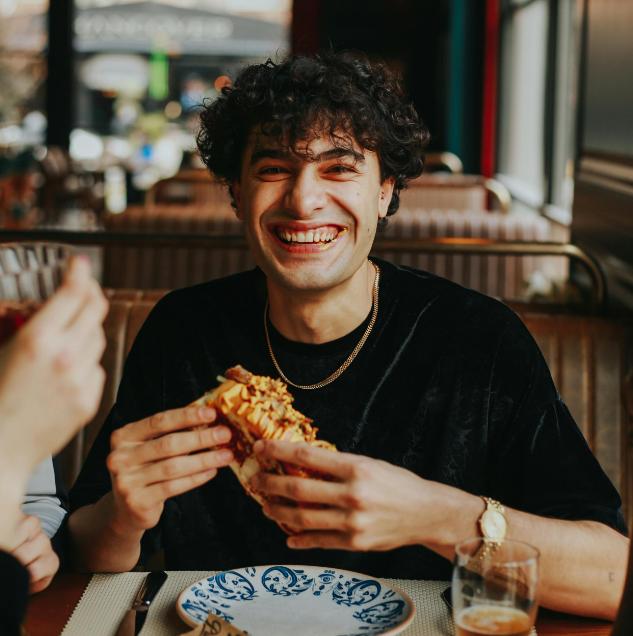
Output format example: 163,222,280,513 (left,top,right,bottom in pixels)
0,243,72,343
456,606,533,636
453,539,539,636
